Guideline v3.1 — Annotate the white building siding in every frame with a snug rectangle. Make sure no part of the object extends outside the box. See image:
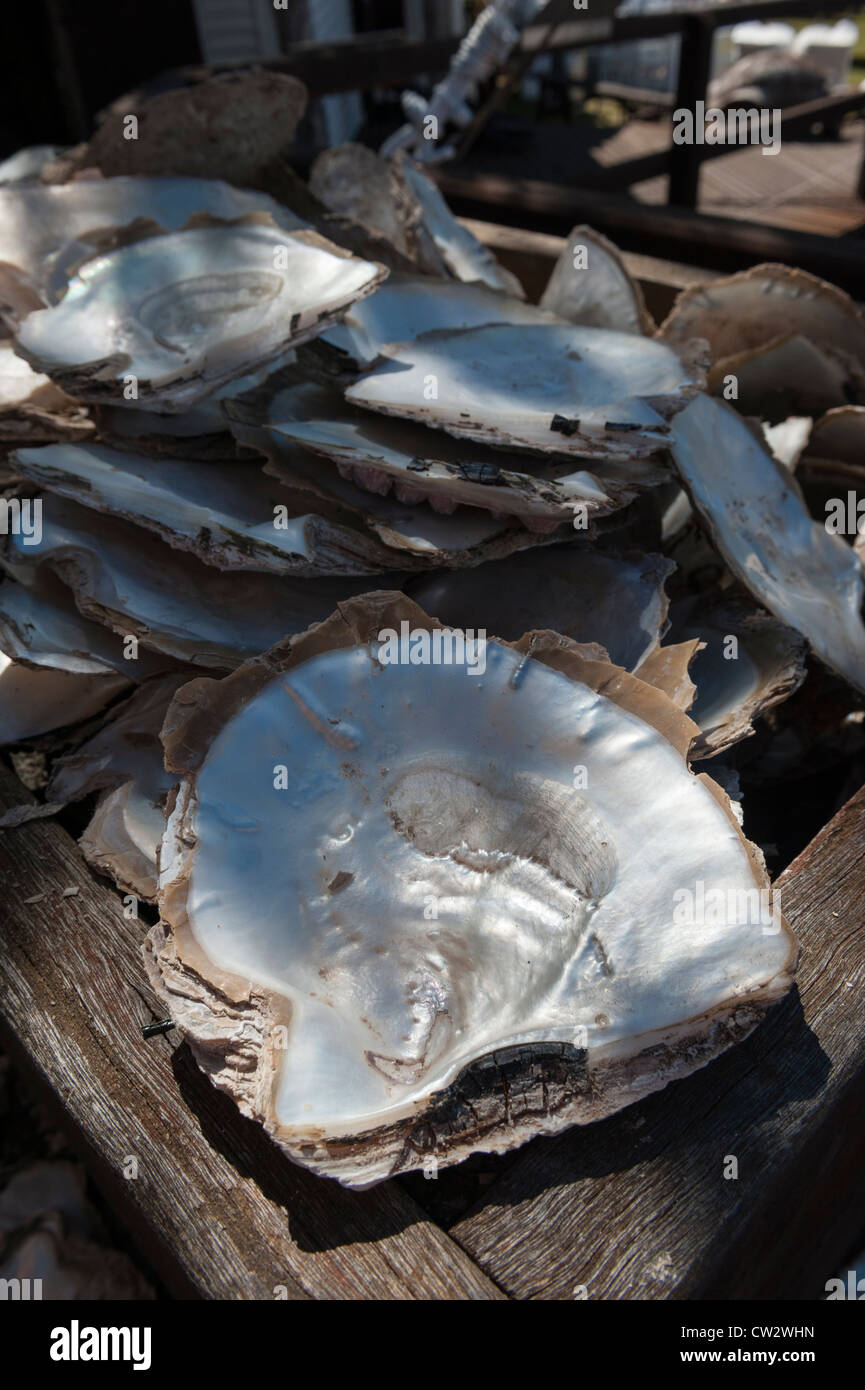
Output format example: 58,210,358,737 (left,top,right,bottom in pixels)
191,0,282,63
